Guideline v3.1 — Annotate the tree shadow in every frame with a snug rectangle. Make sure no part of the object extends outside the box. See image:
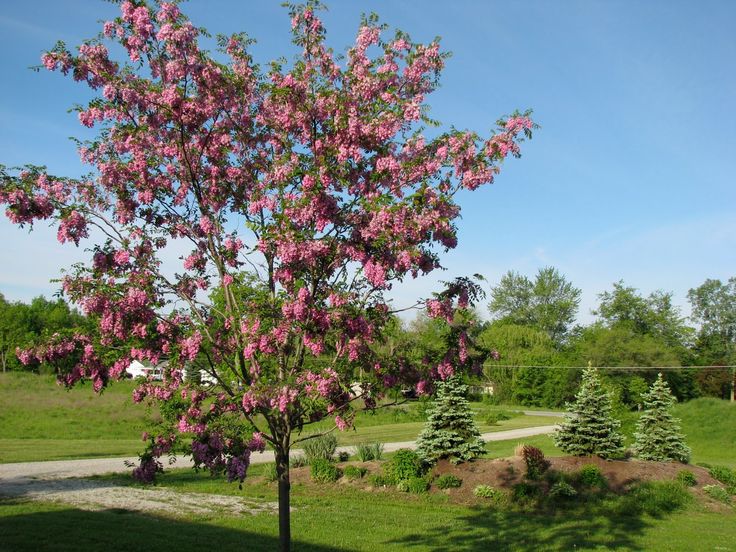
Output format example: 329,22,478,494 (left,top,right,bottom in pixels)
0,499,345,552
384,501,653,551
